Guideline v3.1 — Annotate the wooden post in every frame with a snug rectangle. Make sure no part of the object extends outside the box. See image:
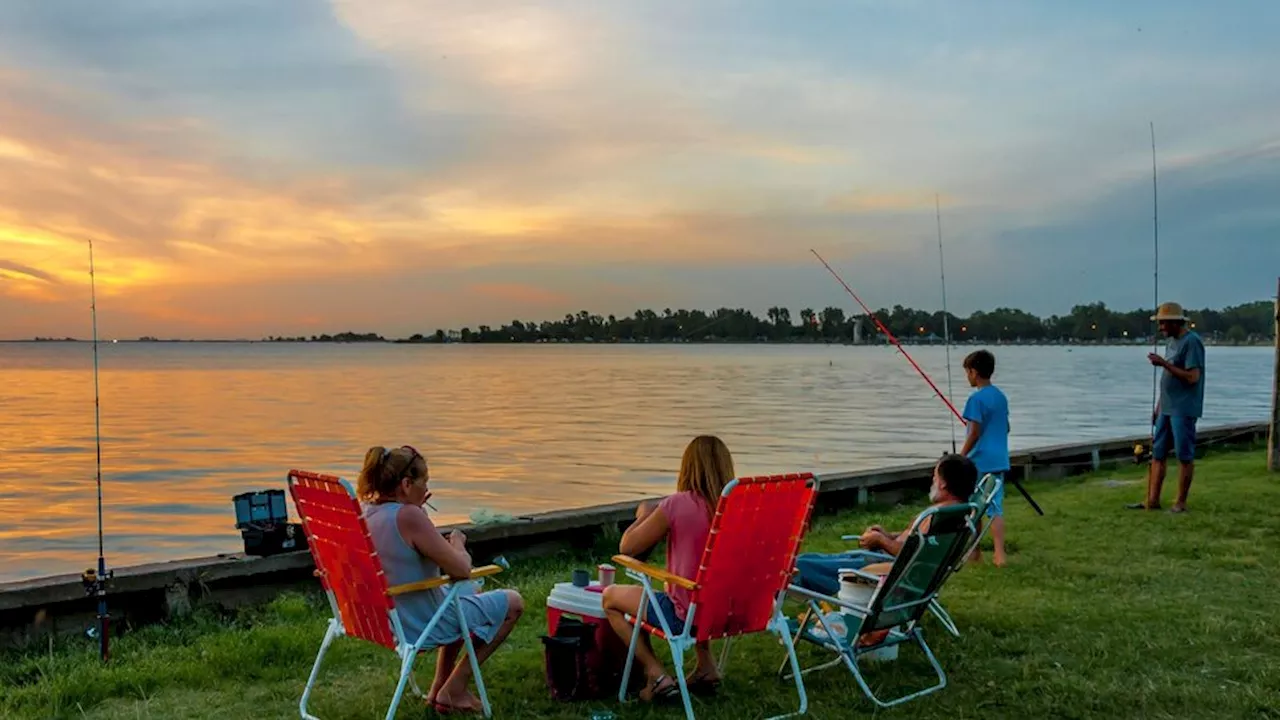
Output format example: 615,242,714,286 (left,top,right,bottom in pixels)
1270,276,1280,472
